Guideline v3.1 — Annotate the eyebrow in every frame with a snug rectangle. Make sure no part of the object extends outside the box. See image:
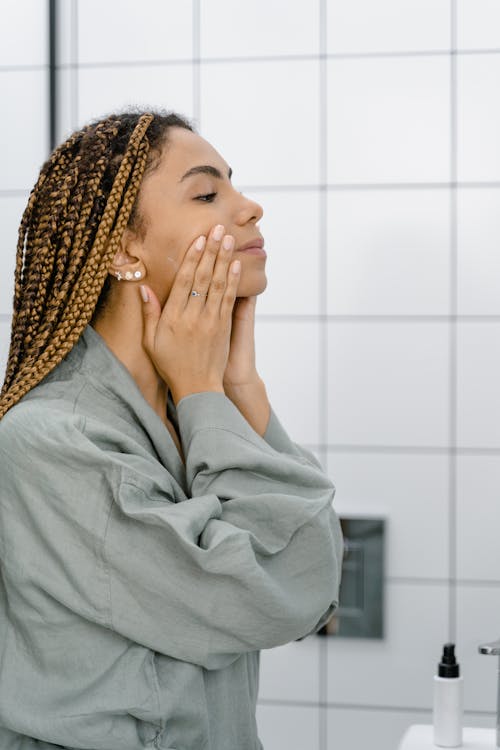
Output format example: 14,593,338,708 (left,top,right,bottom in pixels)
179,165,233,183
